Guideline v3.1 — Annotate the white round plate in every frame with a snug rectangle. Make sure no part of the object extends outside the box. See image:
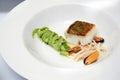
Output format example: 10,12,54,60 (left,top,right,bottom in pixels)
0,0,120,80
